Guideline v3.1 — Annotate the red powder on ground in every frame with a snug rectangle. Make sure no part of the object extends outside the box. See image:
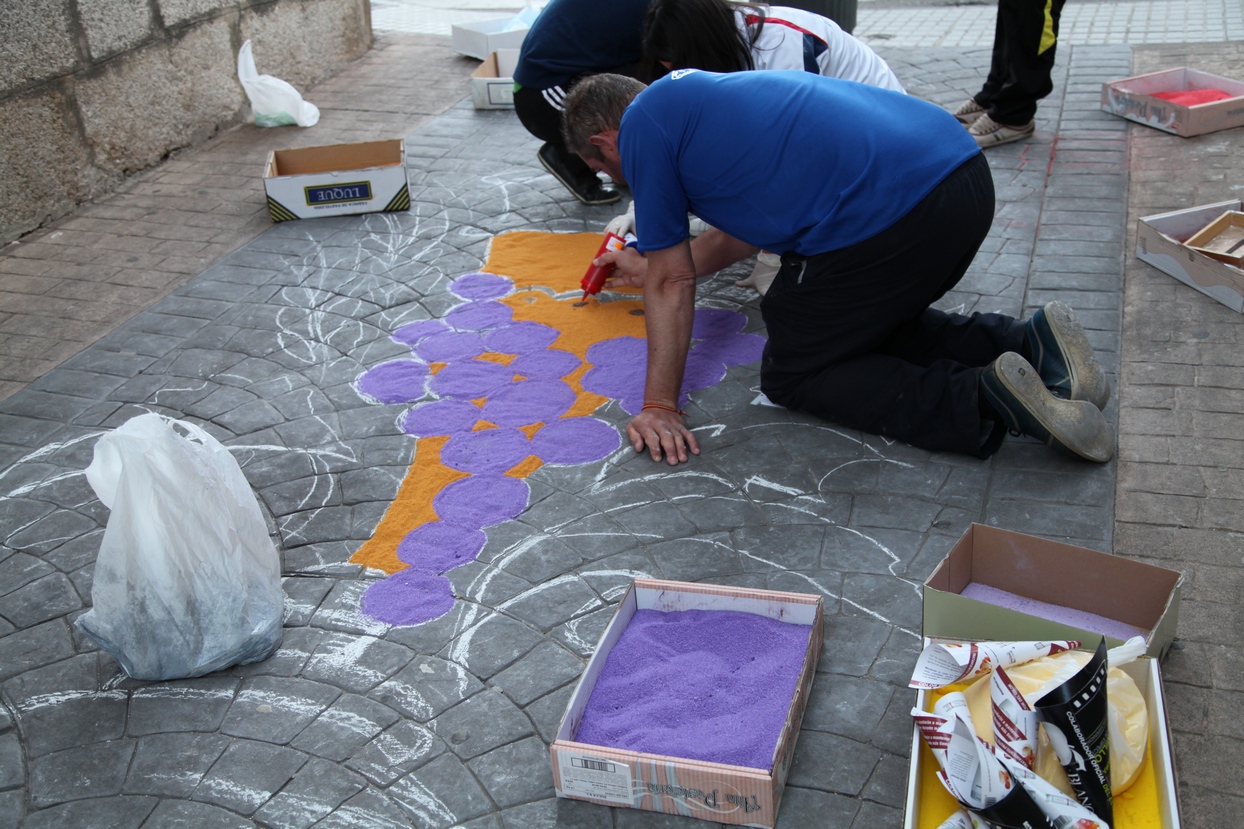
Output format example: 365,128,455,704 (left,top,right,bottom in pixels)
574,609,812,769
1150,88,1234,106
